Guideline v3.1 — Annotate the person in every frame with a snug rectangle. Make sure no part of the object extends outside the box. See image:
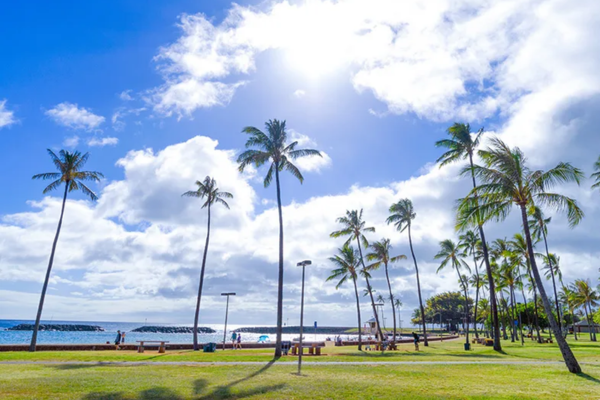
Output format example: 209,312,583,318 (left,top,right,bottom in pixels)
121,331,126,343
231,331,237,349
236,333,242,349
412,332,420,351
115,330,122,346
